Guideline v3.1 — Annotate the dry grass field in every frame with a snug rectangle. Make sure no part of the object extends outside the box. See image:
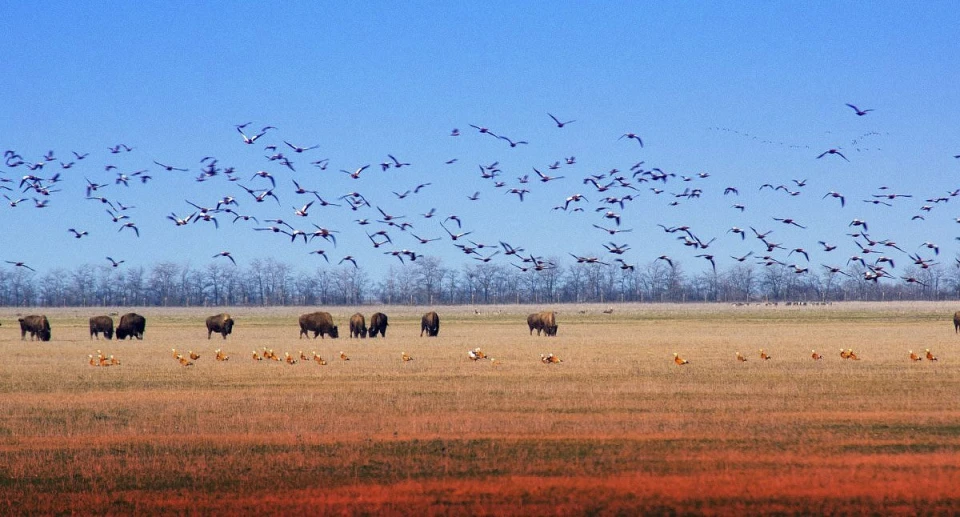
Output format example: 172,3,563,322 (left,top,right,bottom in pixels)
2,302,960,514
